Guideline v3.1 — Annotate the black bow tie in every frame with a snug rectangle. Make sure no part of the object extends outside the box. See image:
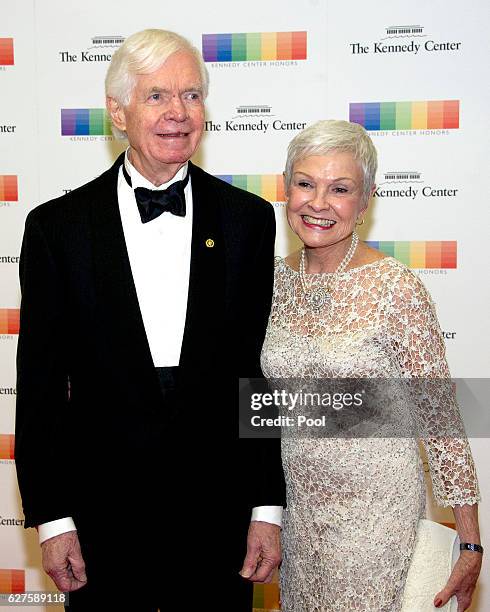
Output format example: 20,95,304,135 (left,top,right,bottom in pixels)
122,163,189,223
